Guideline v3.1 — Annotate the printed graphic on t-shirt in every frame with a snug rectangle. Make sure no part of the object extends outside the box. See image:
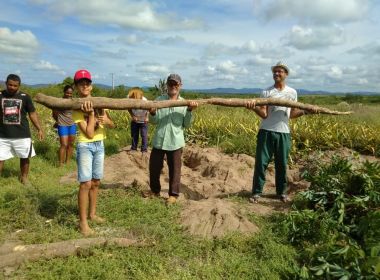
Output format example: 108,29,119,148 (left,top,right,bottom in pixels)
2,99,22,124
